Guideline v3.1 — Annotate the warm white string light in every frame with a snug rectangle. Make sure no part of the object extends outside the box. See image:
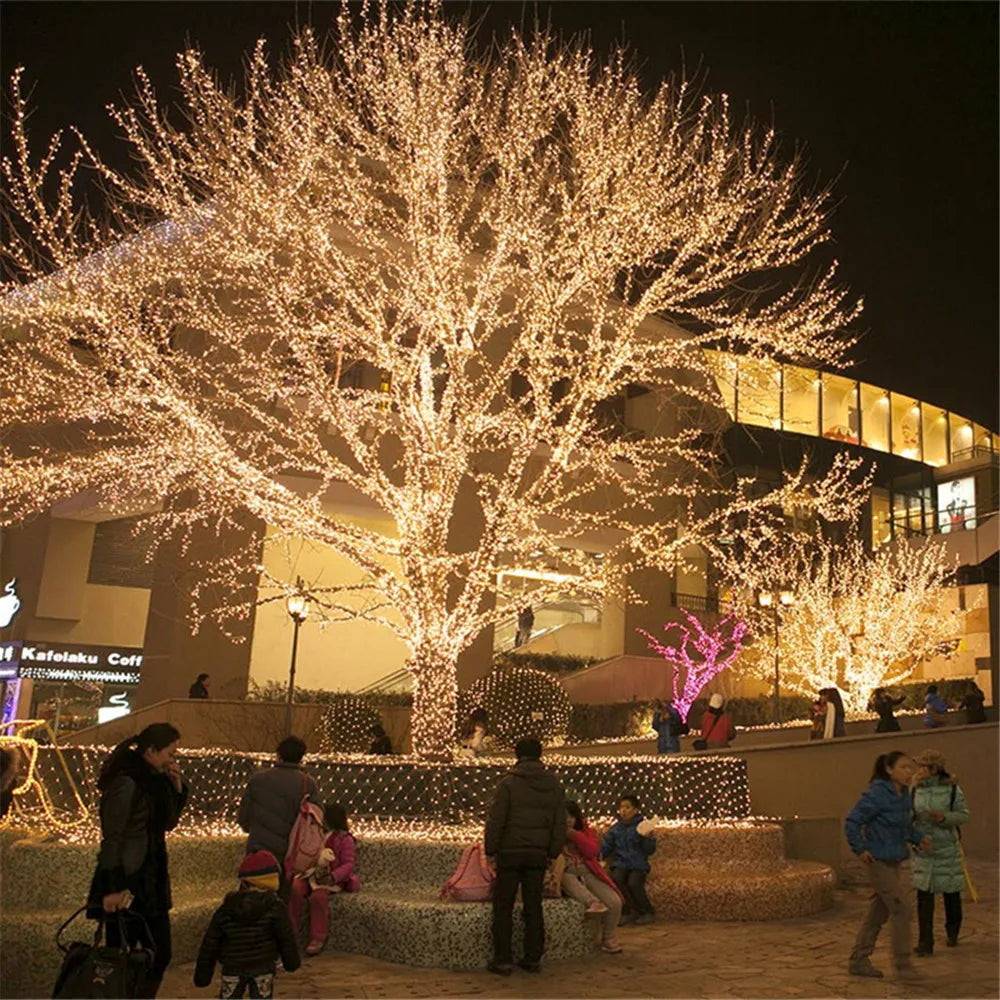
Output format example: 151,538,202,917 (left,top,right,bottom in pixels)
0,2,866,757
